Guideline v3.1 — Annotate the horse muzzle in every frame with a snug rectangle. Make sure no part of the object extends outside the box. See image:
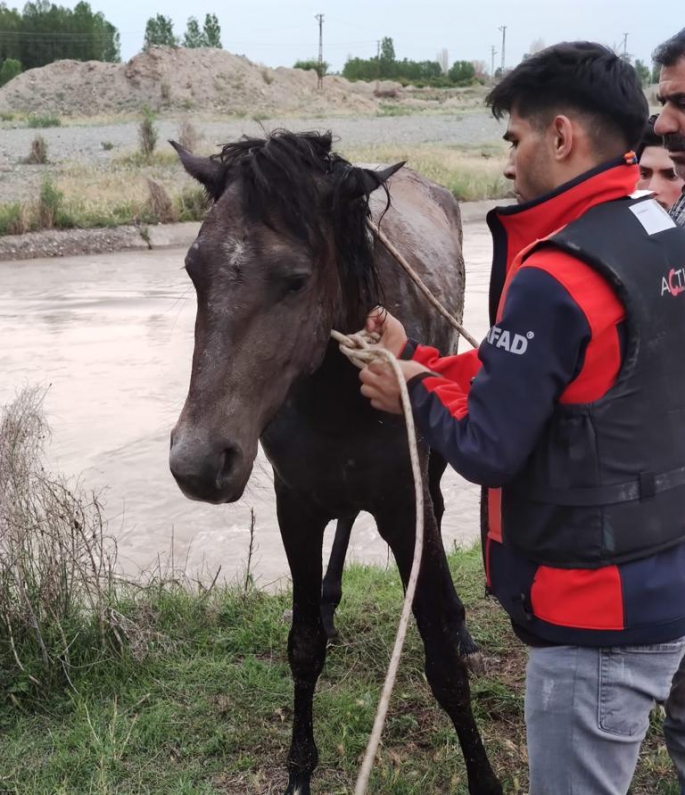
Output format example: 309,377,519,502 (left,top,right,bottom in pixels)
169,430,252,504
